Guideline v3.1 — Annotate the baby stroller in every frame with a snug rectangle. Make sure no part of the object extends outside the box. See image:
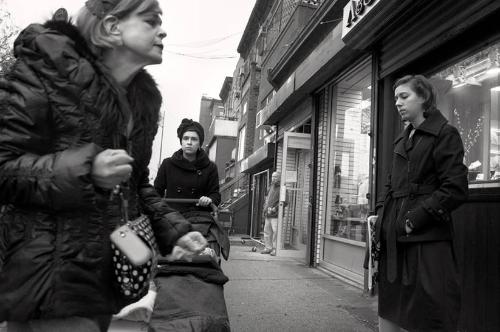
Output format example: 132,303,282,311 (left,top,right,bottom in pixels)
148,198,231,332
